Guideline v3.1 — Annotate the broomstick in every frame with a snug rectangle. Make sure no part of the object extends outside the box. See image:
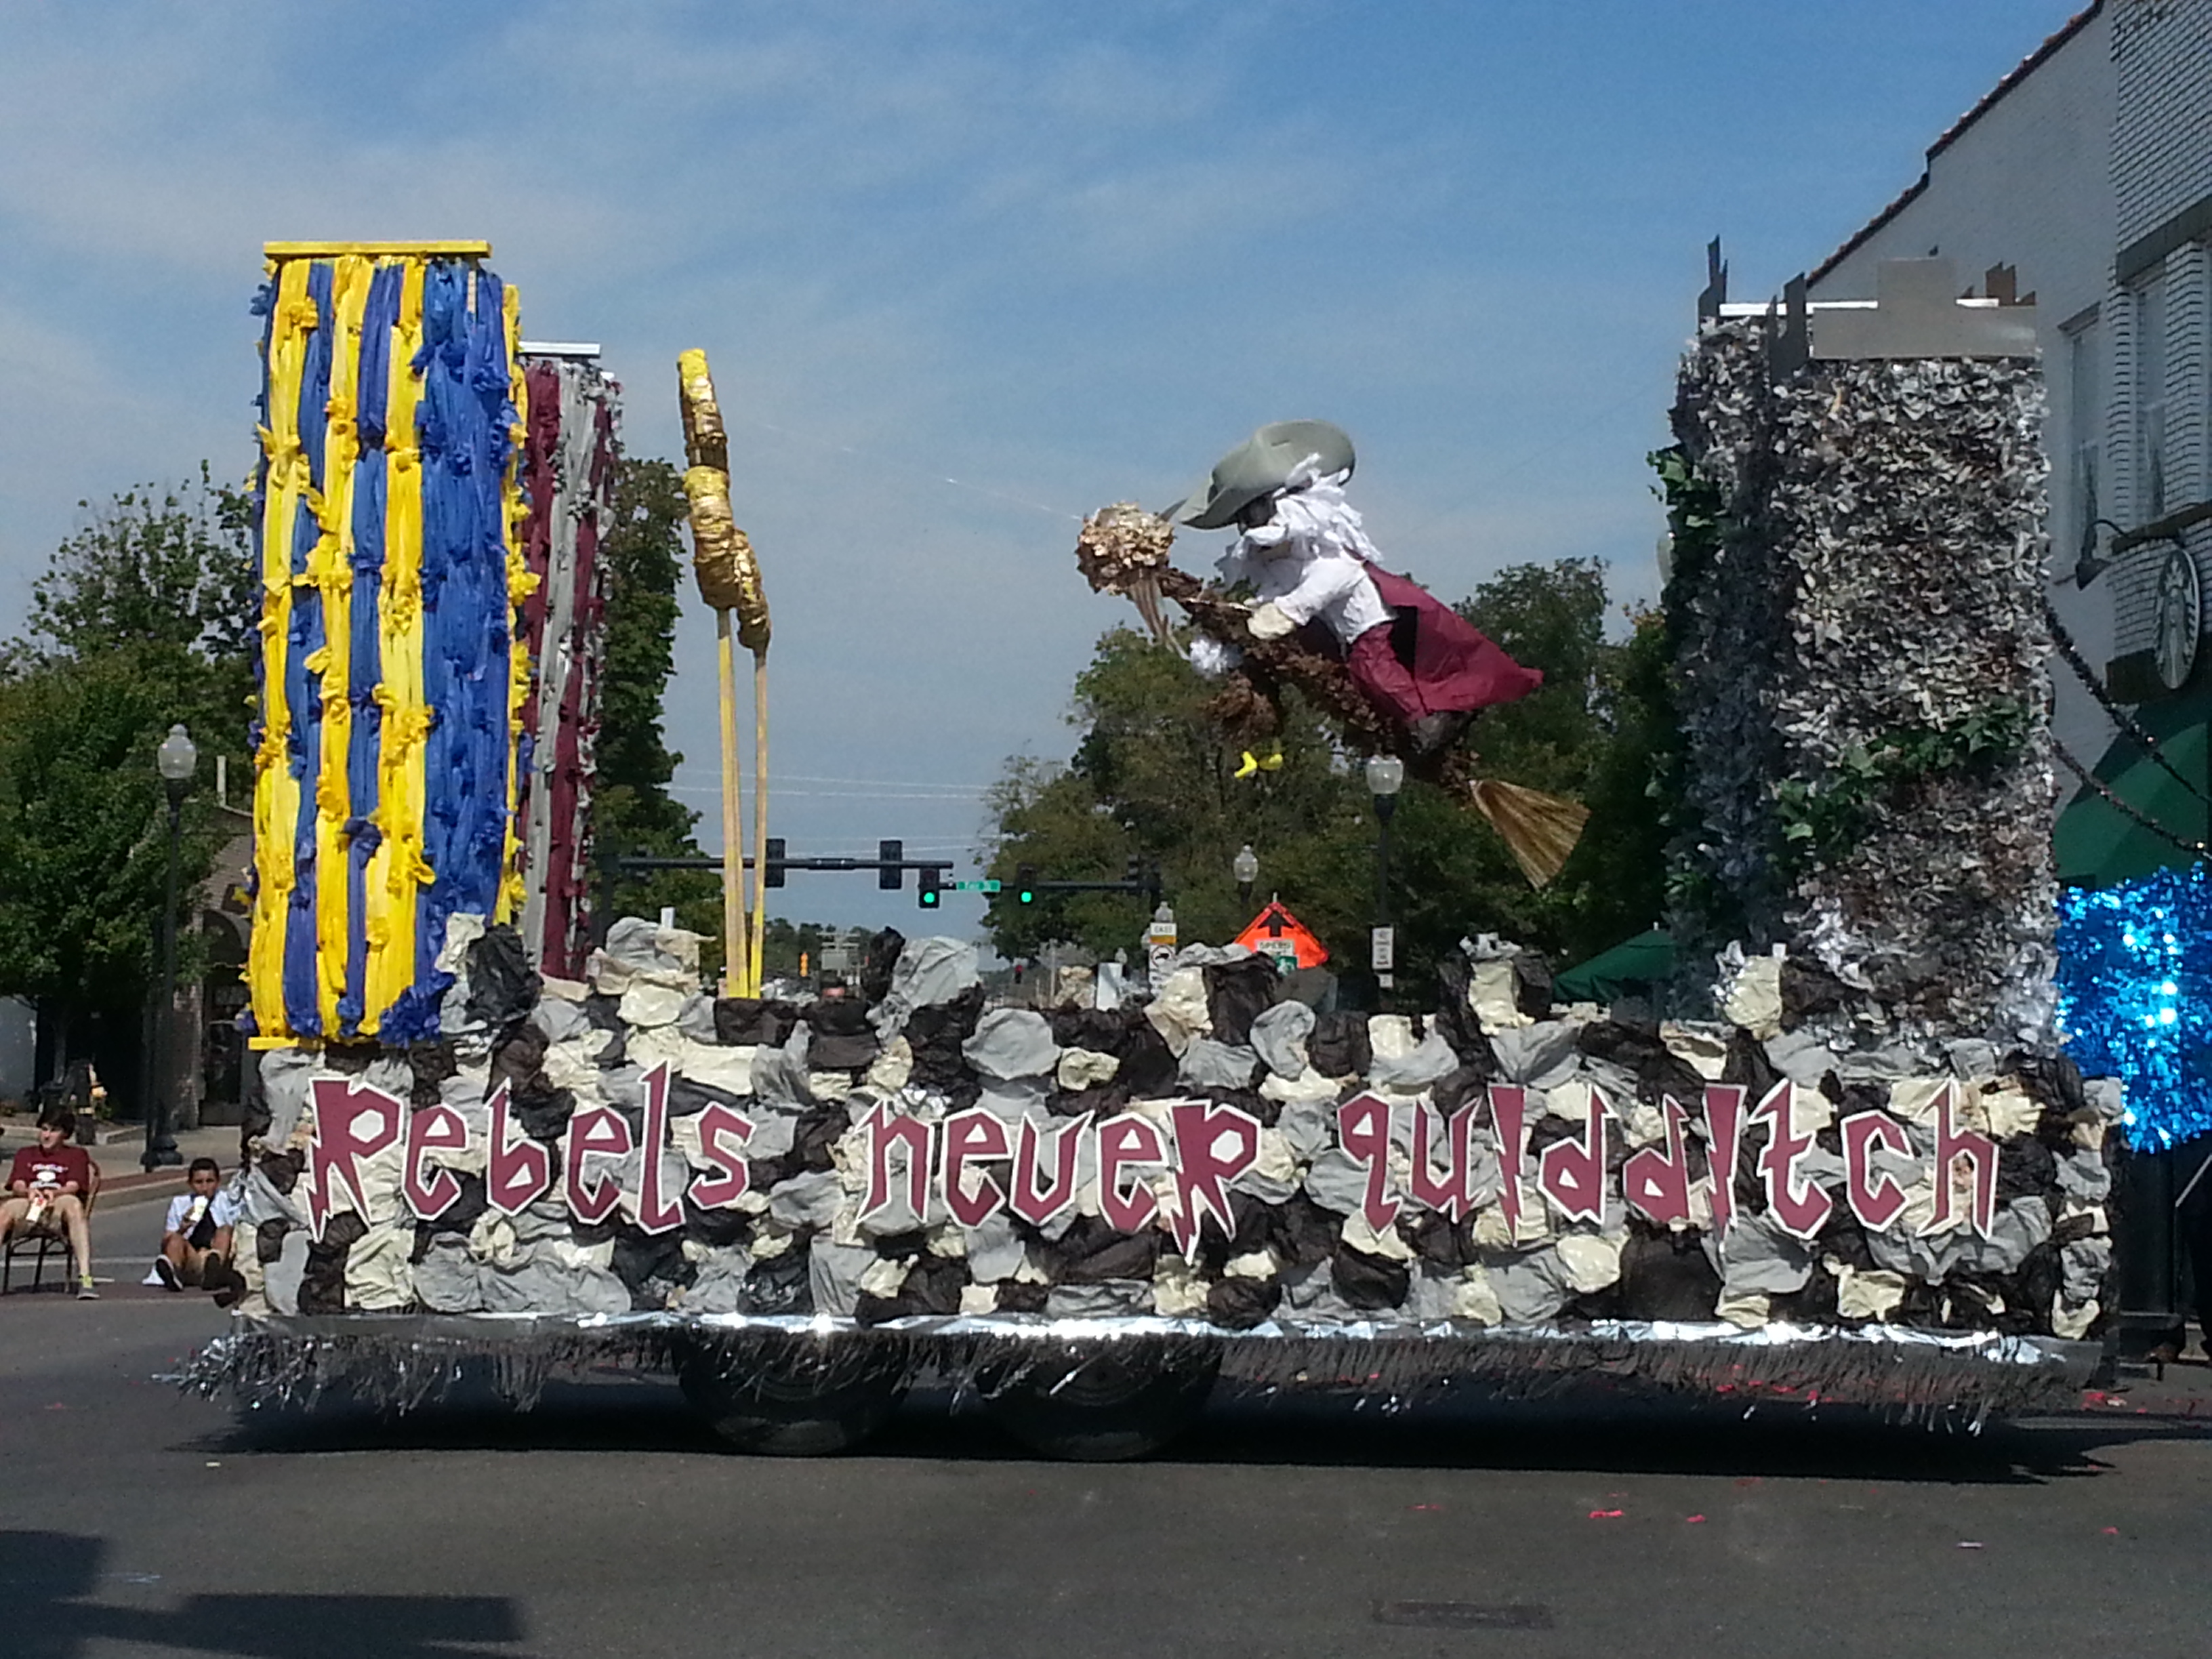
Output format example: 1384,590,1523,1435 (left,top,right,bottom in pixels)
679,350,773,994
1075,503,1589,887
